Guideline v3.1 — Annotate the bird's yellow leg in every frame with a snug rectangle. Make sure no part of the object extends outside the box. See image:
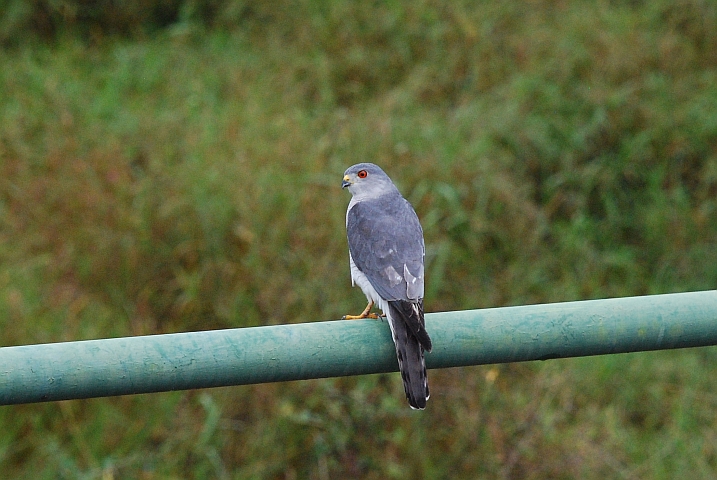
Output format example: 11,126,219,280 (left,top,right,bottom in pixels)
342,300,382,320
